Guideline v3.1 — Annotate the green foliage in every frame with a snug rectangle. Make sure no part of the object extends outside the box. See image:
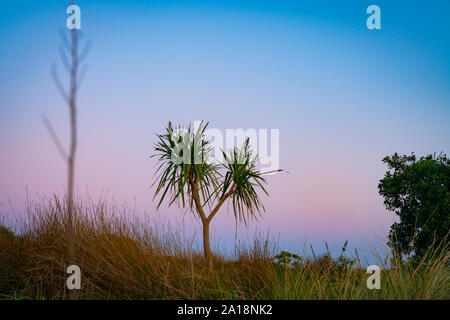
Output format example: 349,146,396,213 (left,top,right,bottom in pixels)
332,255,355,273
152,121,219,210
378,152,450,261
221,138,269,225
152,121,274,224
272,251,302,267
271,245,355,273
